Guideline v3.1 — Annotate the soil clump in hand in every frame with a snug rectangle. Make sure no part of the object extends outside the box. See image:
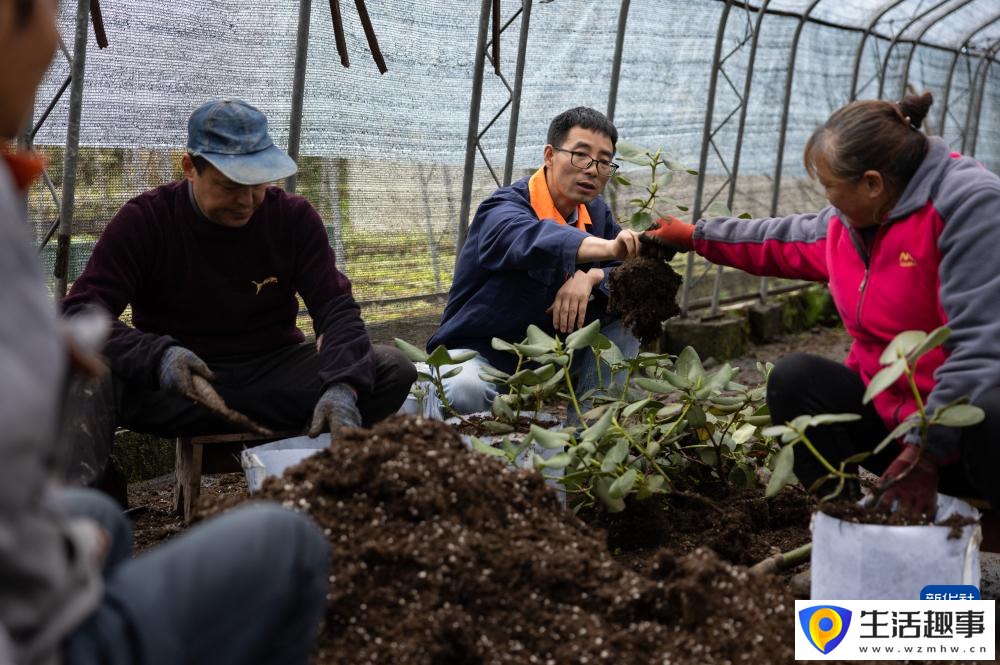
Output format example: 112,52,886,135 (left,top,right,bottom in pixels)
609,256,683,344
203,415,795,665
